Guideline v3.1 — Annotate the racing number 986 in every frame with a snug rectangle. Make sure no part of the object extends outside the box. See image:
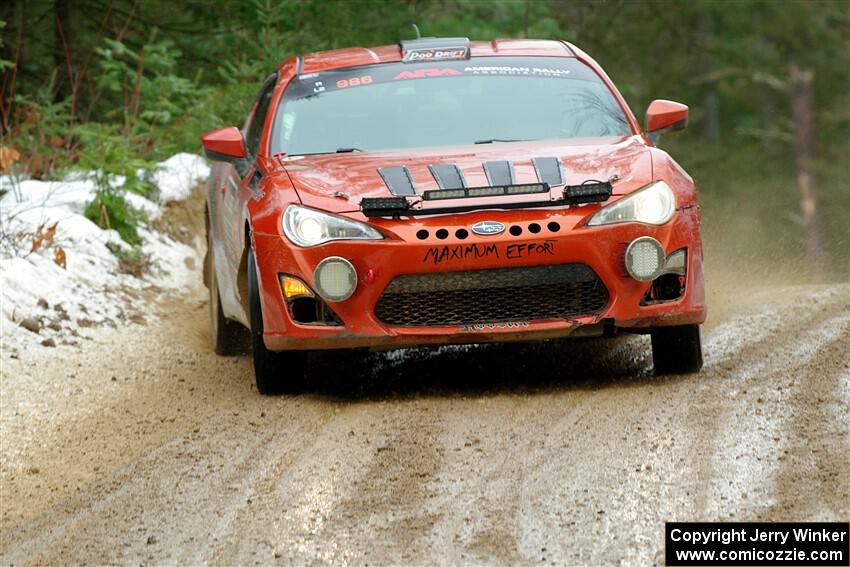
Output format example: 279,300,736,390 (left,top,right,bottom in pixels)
337,76,373,89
